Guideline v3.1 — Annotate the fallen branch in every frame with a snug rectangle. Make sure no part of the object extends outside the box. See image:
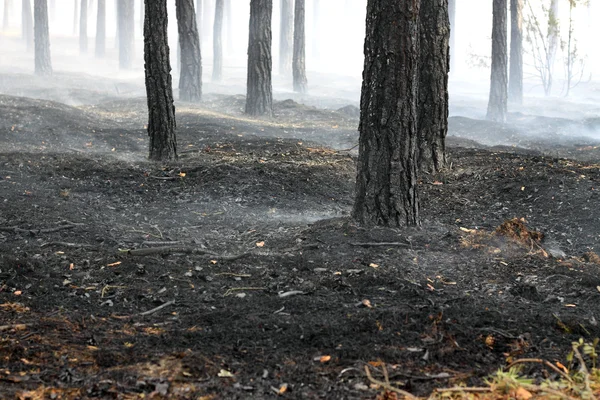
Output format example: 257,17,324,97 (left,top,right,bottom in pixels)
149,176,180,181
41,241,97,249
364,365,418,400
351,242,410,248
139,300,175,316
